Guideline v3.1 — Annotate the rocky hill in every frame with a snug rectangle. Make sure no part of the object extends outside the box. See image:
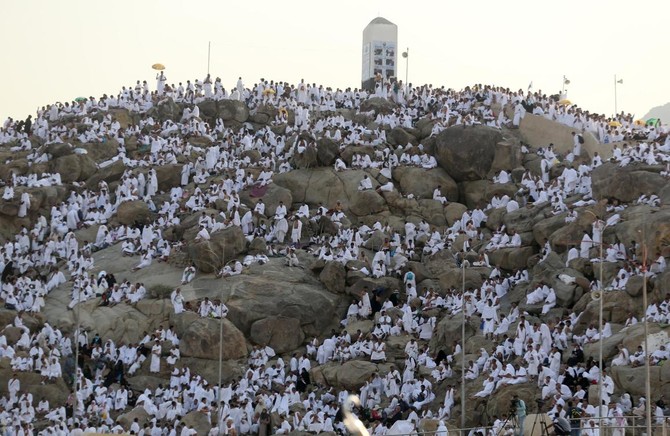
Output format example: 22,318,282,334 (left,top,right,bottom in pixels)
0,84,669,434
